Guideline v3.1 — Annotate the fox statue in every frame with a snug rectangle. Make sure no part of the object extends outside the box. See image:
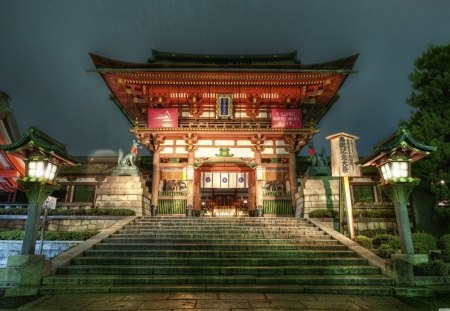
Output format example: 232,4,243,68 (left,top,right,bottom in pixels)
118,140,140,167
